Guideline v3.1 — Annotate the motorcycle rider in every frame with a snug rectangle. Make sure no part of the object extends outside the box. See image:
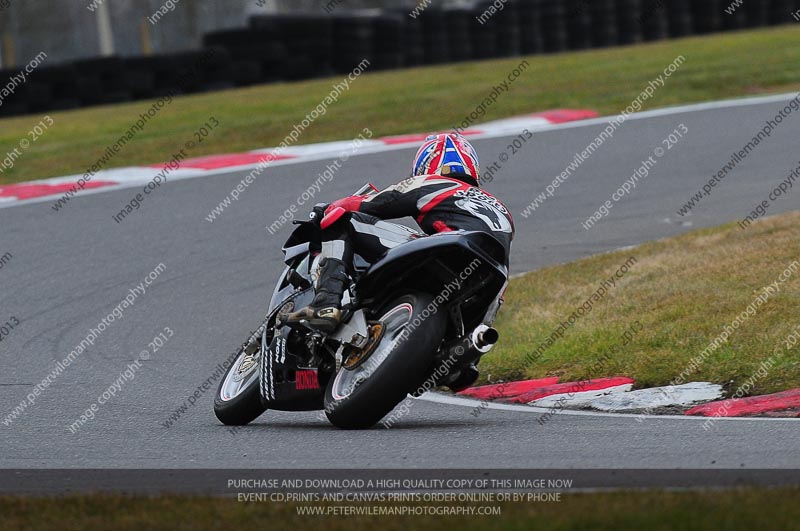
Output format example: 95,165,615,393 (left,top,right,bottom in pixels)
286,133,514,333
